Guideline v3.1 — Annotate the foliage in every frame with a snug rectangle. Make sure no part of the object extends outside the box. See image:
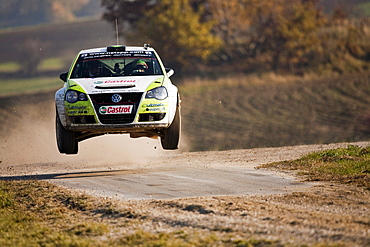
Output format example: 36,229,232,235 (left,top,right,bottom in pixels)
137,0,222,71
102,0,370,76
317,18,370,74
102,0,222,72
